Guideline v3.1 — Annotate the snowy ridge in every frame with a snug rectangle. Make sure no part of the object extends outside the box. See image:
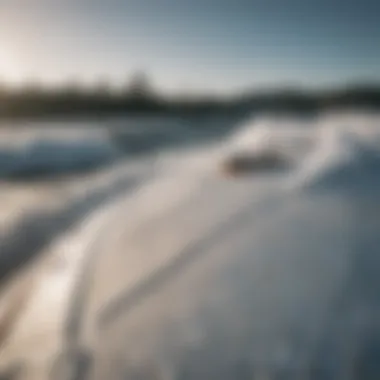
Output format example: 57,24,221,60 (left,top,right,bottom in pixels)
0,112,380,379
